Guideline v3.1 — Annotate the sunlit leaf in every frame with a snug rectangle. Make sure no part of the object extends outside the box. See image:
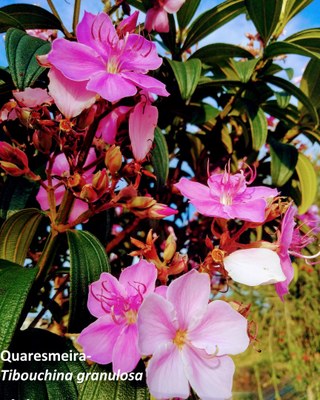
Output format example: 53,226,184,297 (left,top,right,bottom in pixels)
167,58,202,100
275,92,291,109
151,127,169,188
5,28,50,90
191,43,253,65
299,58,320,110
269,136,298,186
67,230,110,333
247,106,268,150
0,4,63,32
182,0,245,52
0,208,44,266
245,0,282,44
232,58,260,83
295,153,317,214
177,0,201,29
0,259,38,370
